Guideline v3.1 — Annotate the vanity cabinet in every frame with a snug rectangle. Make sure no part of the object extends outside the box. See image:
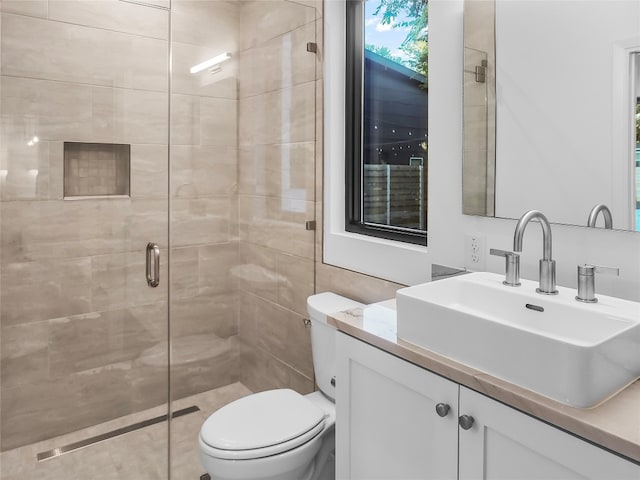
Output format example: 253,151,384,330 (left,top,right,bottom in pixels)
335,332,459,479
336,332,640,480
